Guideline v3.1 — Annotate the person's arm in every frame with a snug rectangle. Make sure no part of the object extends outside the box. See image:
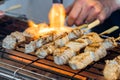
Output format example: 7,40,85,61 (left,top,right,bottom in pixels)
66,0,120,26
